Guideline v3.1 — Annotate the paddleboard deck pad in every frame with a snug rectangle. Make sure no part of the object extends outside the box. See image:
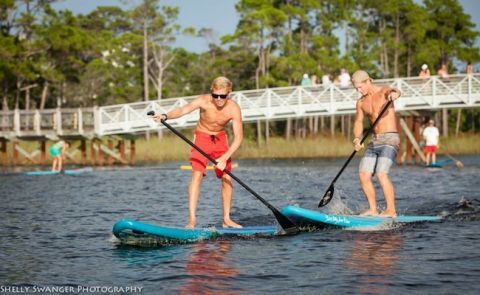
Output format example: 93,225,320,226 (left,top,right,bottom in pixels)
281,205,442,229
113,219,278,245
